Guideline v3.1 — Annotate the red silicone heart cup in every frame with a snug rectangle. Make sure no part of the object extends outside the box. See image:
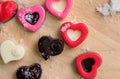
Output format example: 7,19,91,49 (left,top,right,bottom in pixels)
60,22,88,48
75,52,102,79
0,1,17,22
